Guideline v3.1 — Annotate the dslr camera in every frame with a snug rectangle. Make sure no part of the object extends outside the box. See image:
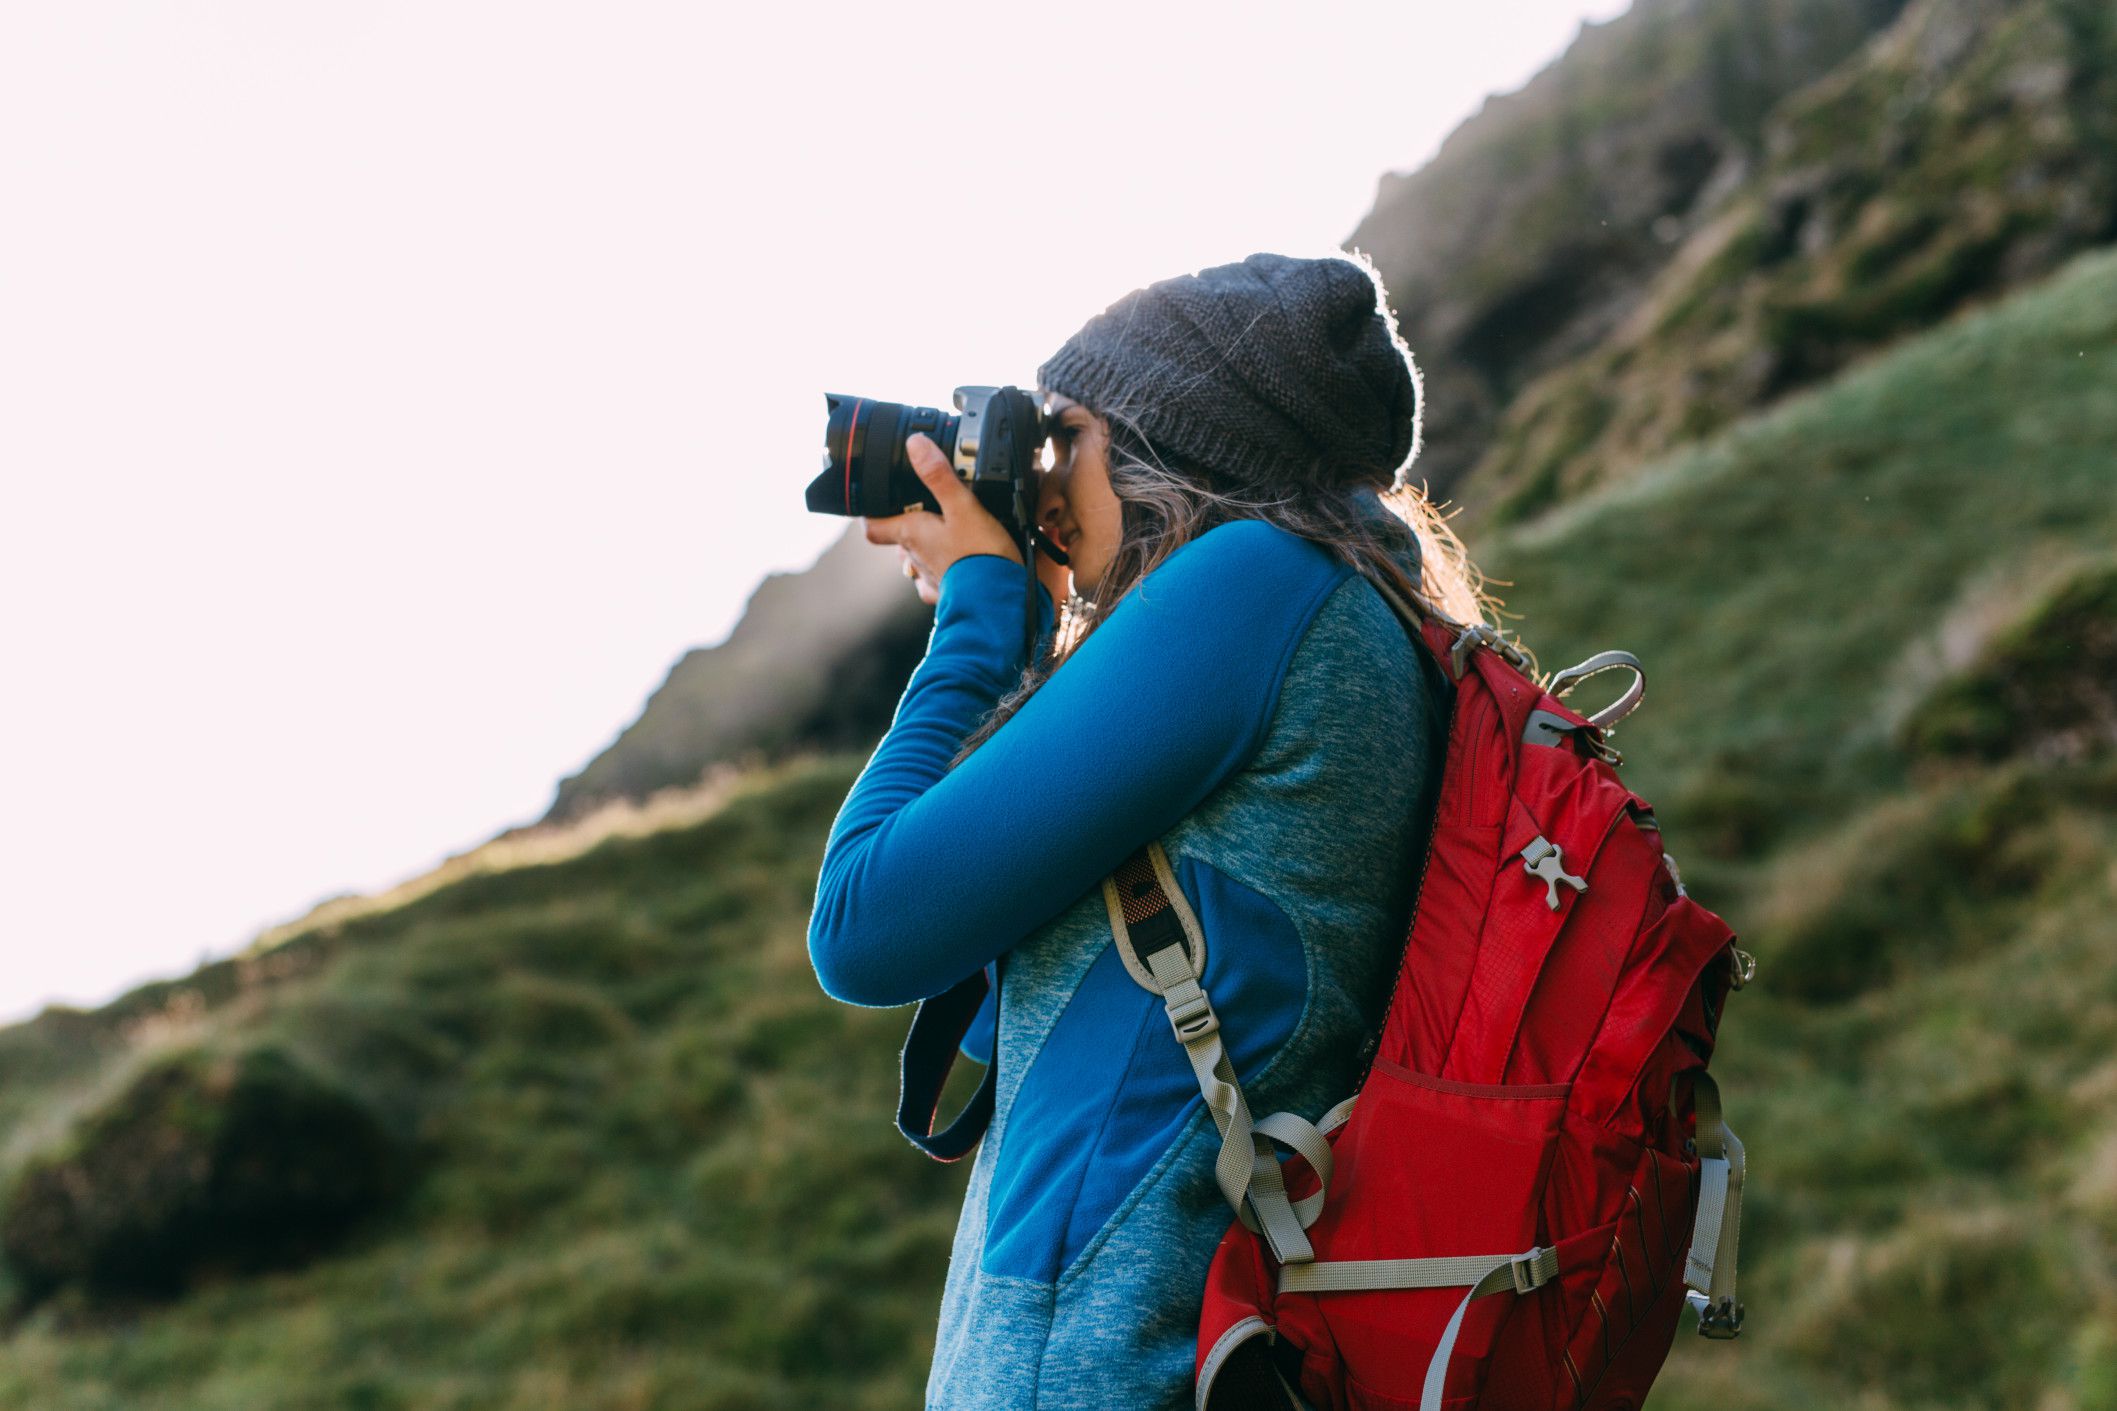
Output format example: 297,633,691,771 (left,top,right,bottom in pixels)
807,385,1068,653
